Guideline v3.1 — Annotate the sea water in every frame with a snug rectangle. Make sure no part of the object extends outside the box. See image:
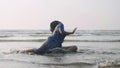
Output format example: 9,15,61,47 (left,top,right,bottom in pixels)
0,30,120,68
